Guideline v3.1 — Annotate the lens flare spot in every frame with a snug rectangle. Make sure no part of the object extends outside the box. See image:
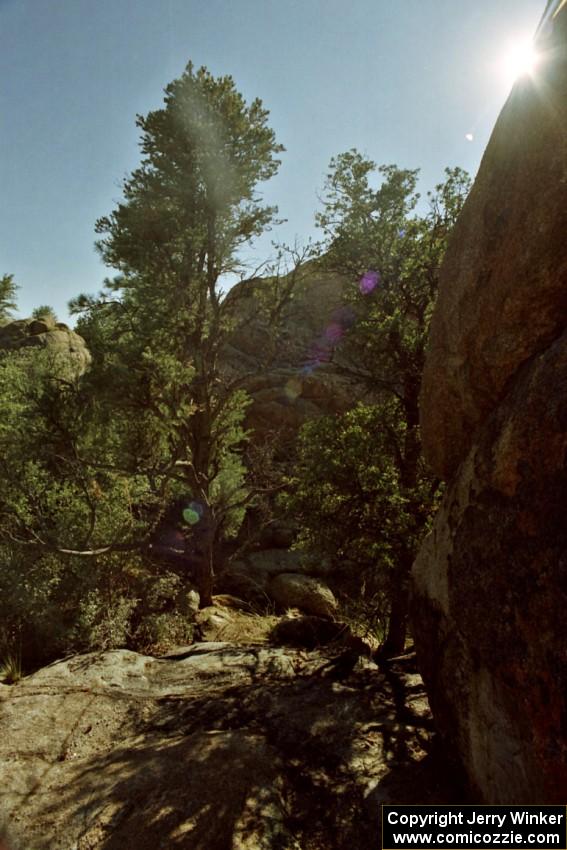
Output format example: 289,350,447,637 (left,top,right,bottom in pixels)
325,322,344,343
359,270,380,294
284,376,303,400
183,501,204,526
465,133,474,142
